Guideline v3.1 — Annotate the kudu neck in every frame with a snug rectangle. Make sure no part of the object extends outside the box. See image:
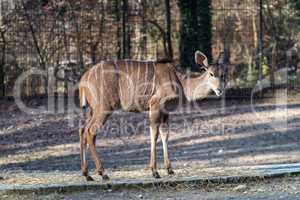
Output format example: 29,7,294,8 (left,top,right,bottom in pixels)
176,71,211,102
